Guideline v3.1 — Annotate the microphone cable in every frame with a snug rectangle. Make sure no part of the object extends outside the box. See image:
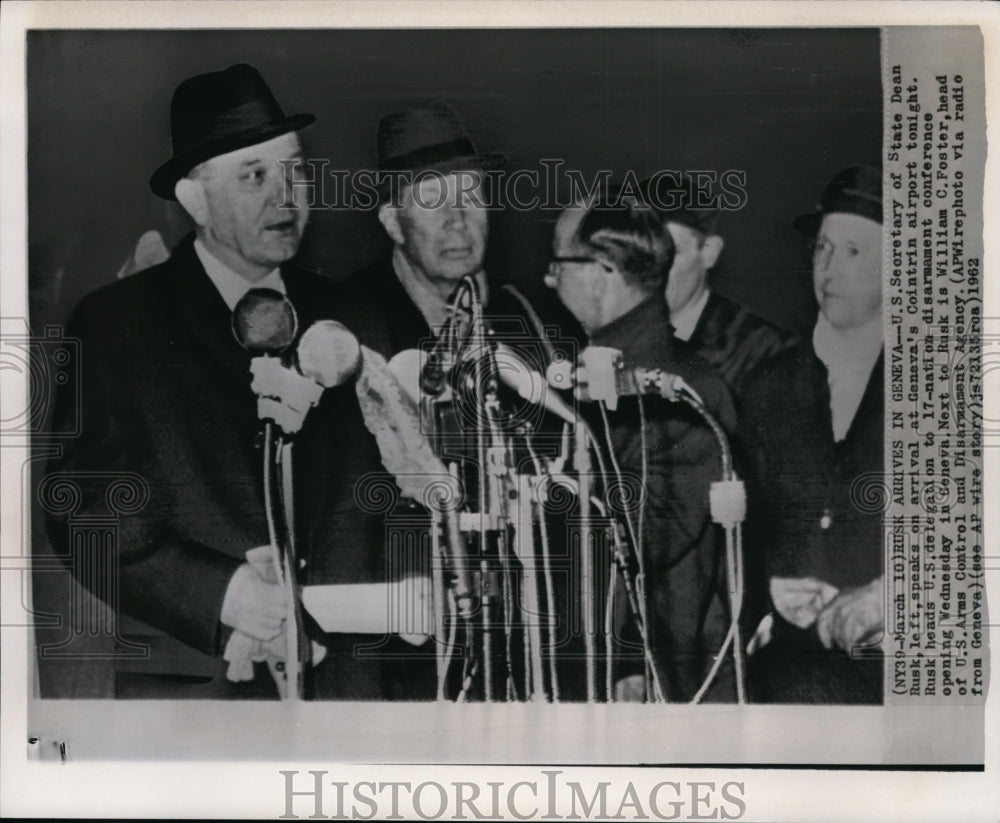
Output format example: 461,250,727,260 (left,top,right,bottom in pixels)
596,400,665,704
672,385,746,705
